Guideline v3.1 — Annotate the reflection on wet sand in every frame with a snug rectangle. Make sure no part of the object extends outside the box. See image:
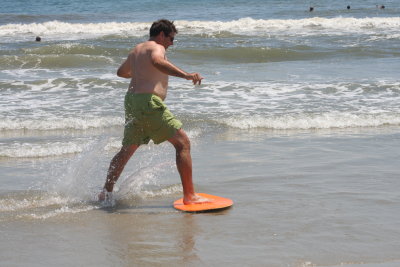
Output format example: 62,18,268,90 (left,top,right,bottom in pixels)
99,202,202,266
